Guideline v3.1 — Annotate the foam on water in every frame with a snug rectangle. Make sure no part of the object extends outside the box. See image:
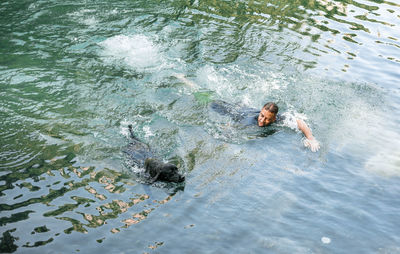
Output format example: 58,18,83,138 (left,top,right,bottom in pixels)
315,85,400,178
99,34,164,70
120,119,155,140
119,119,132,138
195,65,288,109
82,16,98,27
130,164,145,174
142,126,155,138
364,128,400,177
68,9,98,25
182,62,396,166
196,65,232,96
366,151,400,177
326,96,385,152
